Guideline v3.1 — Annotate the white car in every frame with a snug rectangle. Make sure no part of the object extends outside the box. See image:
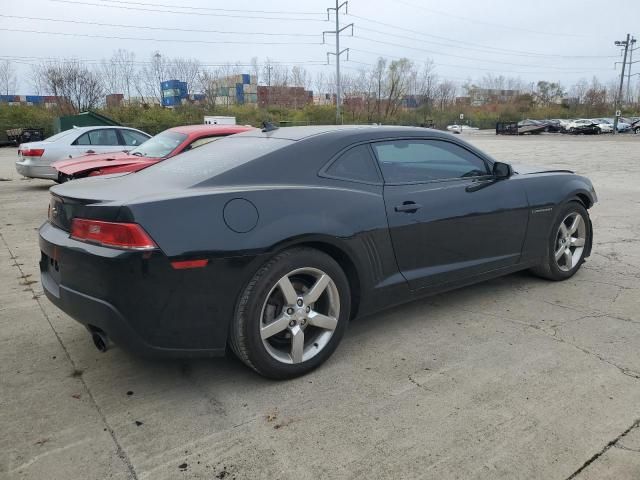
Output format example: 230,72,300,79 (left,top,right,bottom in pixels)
16,126,150,180
592,119,614,133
